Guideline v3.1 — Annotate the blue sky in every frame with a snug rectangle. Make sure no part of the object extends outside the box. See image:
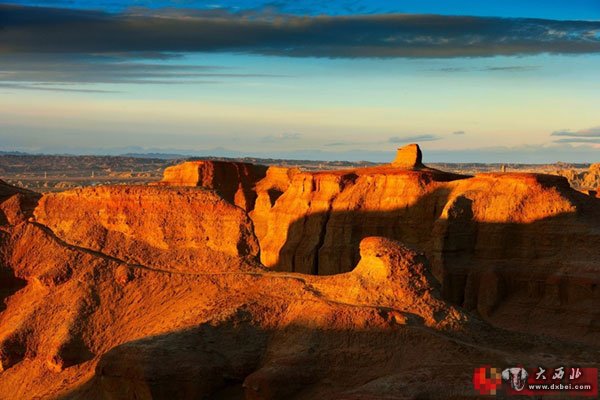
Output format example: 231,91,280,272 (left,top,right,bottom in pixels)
1,1,600,162
7,0,600,20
